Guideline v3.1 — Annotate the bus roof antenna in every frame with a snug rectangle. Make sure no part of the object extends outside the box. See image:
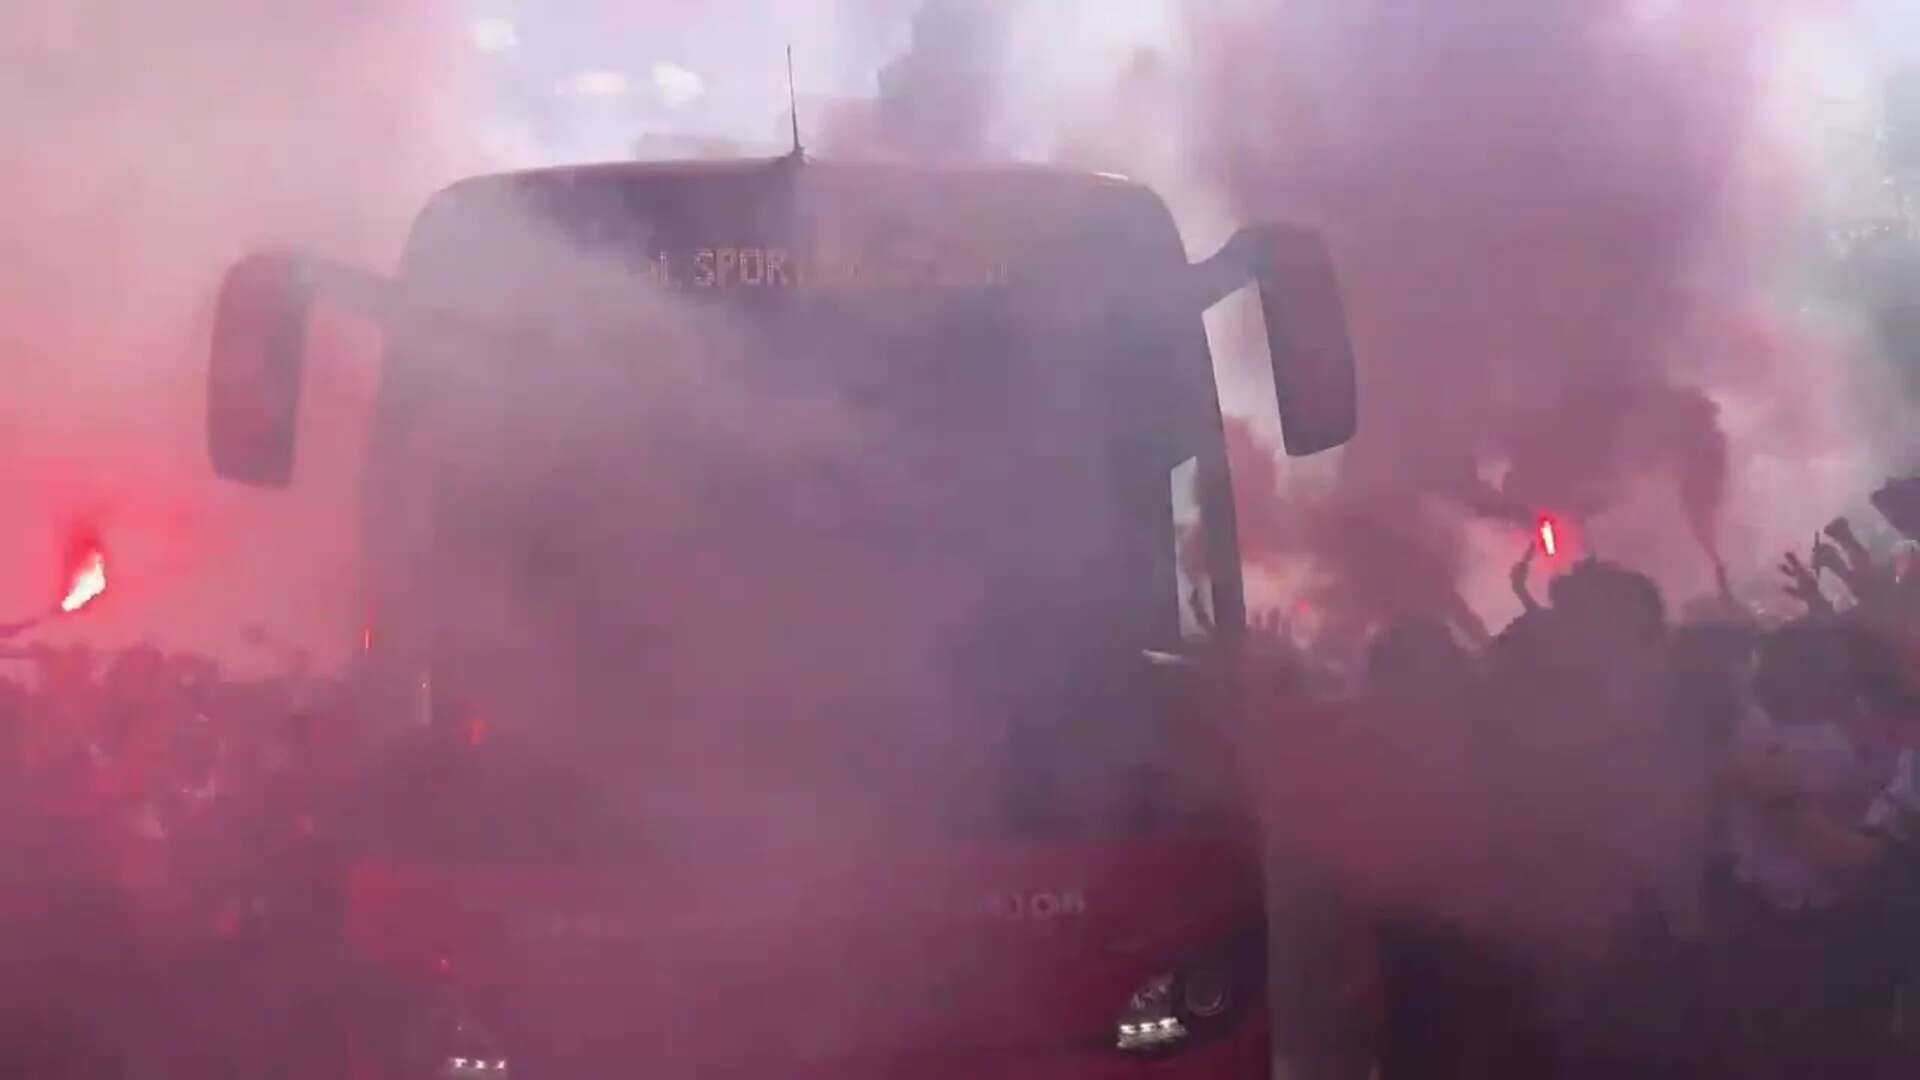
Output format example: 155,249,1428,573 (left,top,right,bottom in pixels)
786,46,804,159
